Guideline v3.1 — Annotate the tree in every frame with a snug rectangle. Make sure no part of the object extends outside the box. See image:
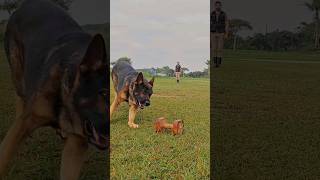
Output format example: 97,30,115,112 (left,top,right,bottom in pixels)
304,0,320,49
249,33,270,50
205,60,210,76
111,57,132,66
181,67,189,72
229,19,253,50
186,71,206,78
297,21,315,48
0,0,73,15
161,66,174,77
